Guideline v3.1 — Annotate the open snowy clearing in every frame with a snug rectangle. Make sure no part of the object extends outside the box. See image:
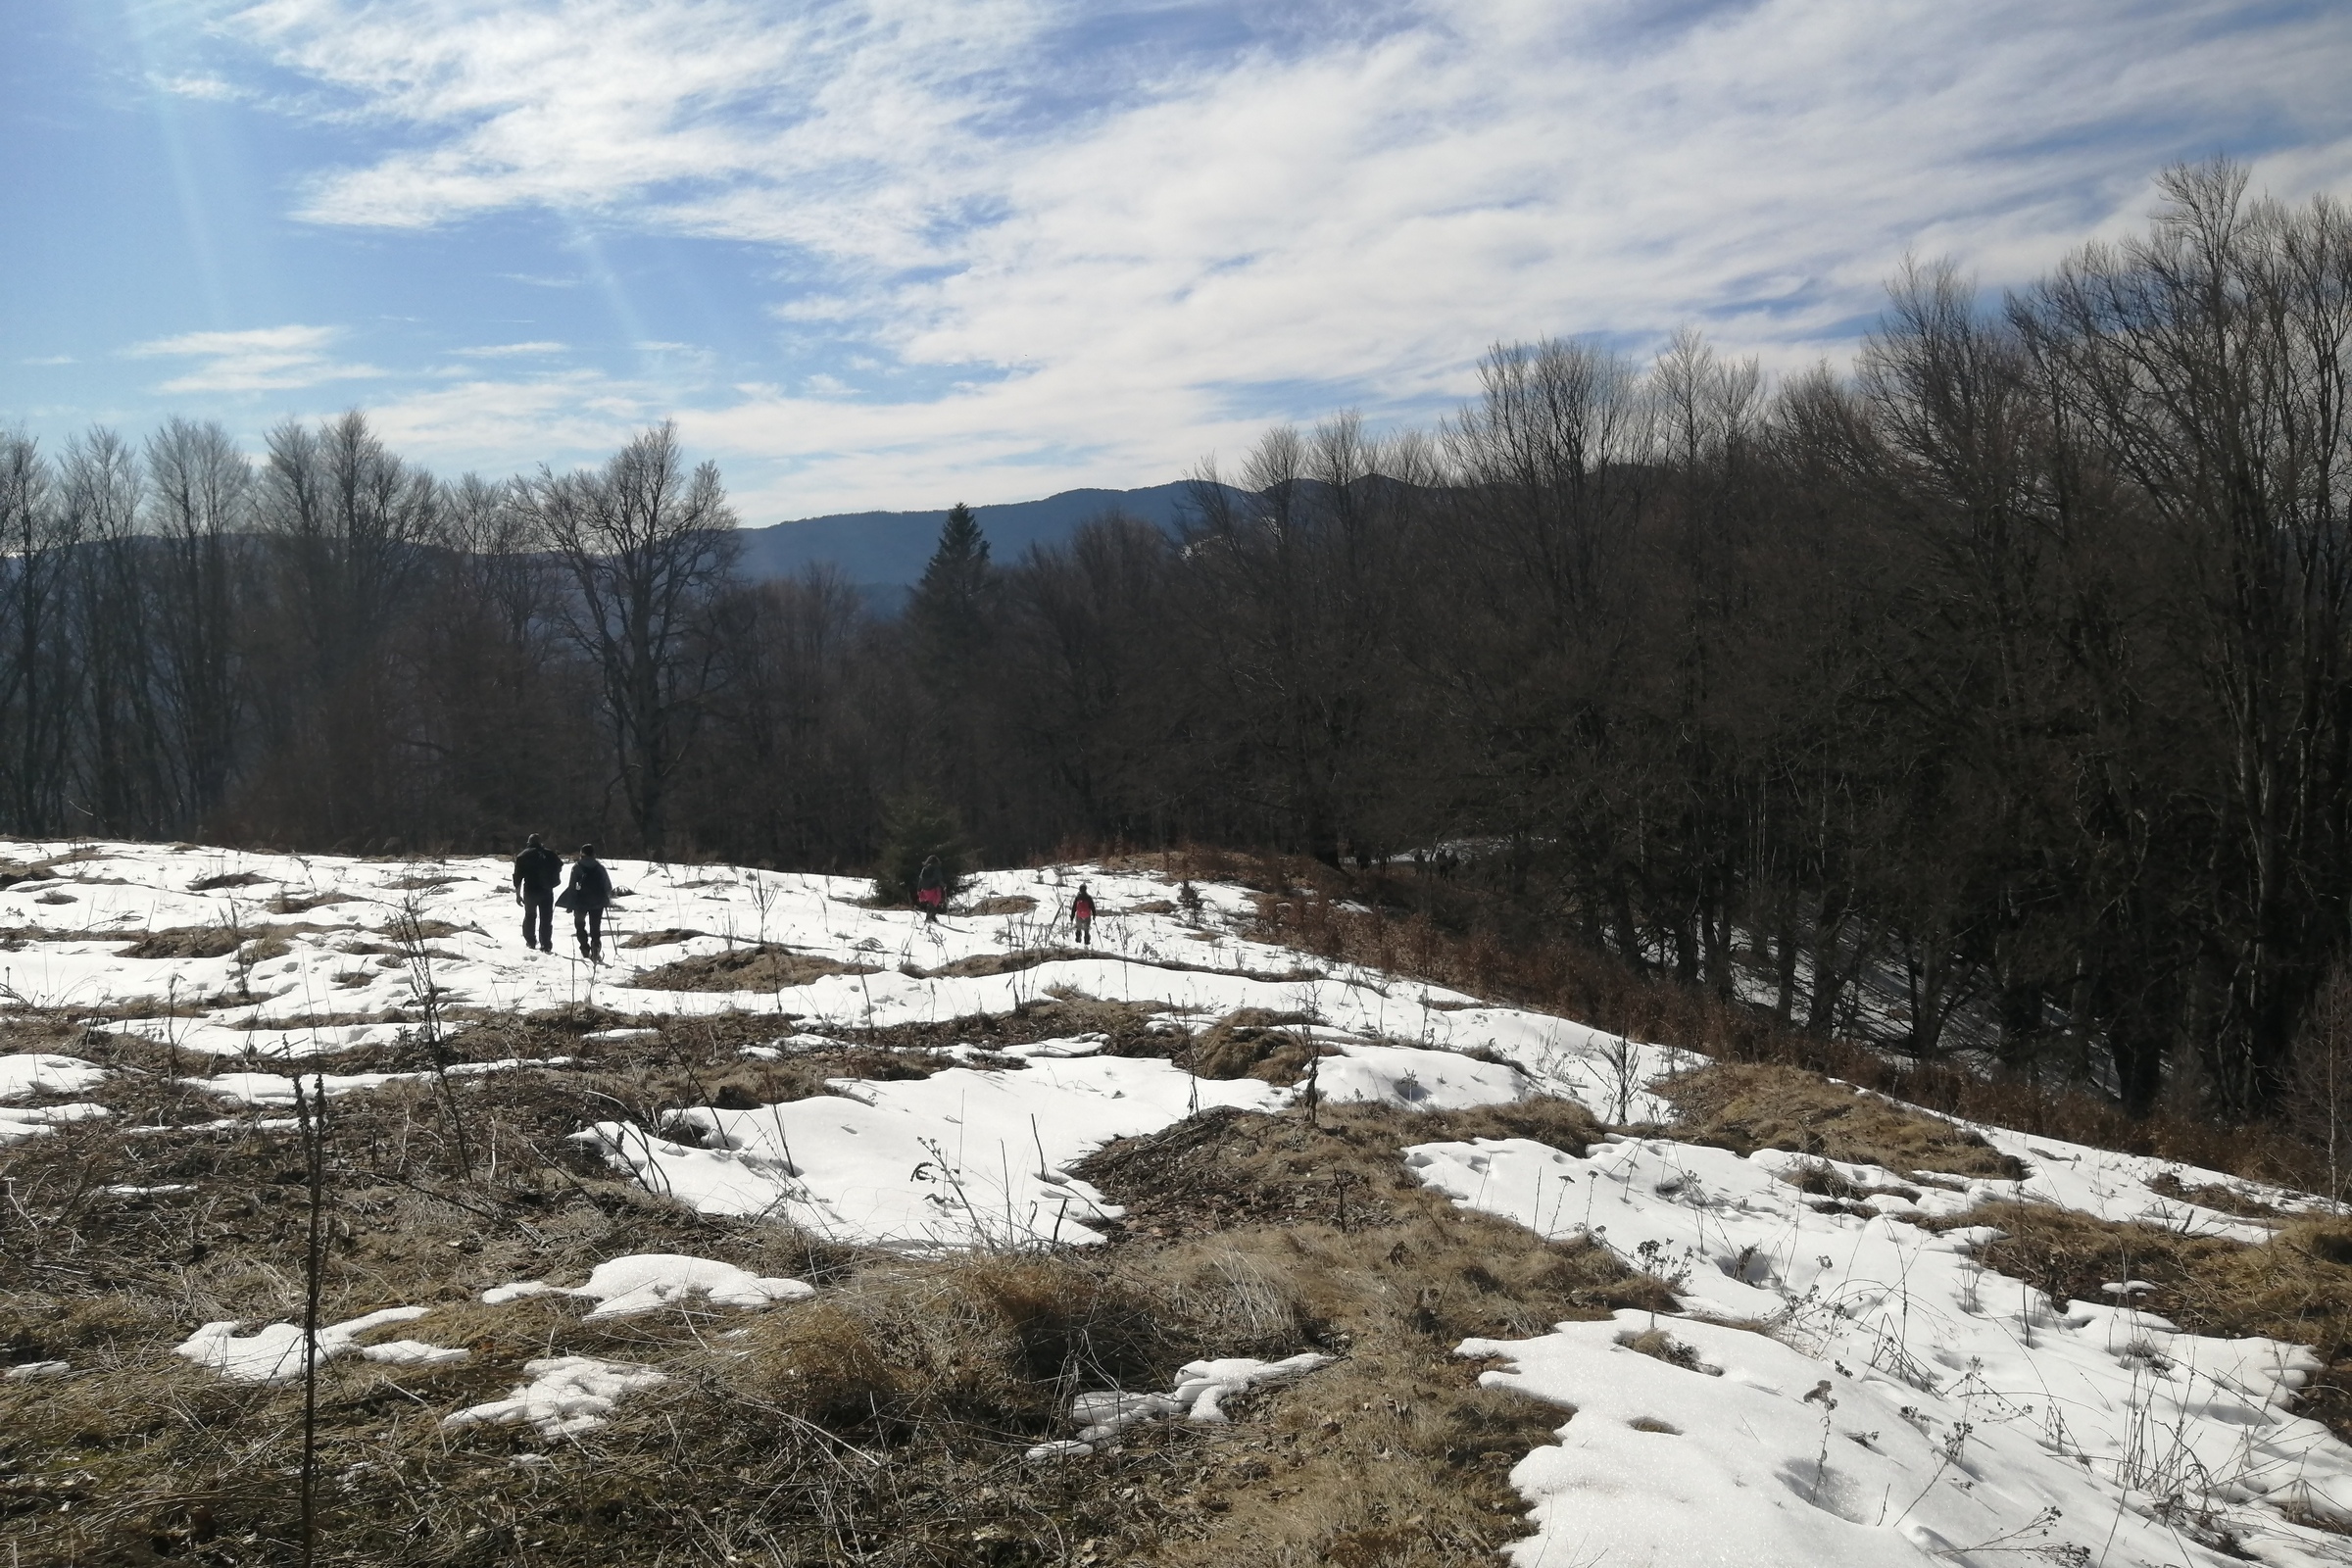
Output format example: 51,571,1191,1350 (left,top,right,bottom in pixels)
4,838,2351,1565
